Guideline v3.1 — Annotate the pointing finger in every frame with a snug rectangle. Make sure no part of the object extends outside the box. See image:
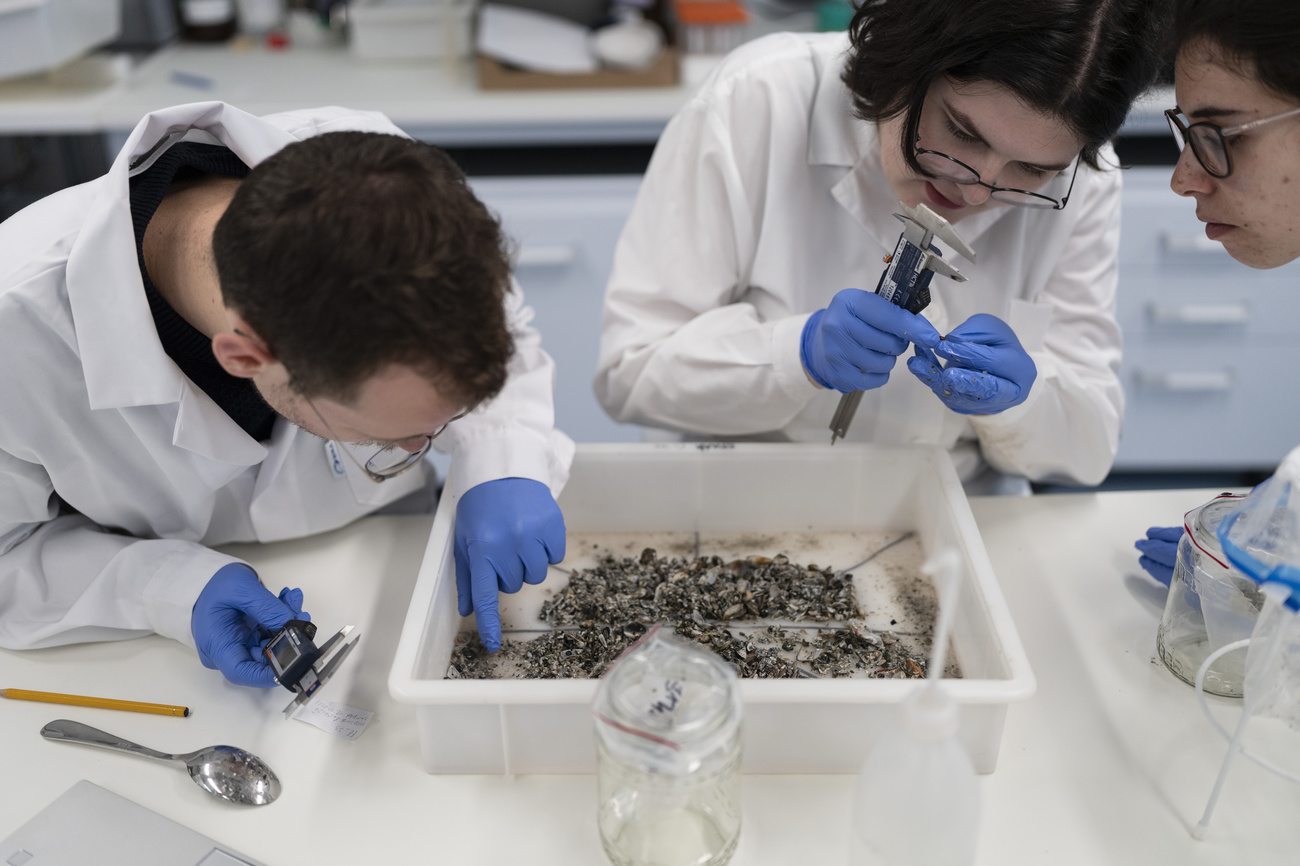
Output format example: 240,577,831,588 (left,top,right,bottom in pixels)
470,548,503,652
